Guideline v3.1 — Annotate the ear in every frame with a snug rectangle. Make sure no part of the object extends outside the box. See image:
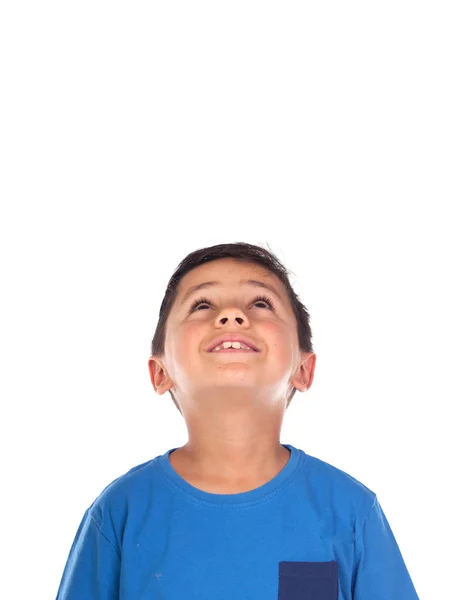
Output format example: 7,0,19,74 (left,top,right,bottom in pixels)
290,352,316,393
148,356,174,395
